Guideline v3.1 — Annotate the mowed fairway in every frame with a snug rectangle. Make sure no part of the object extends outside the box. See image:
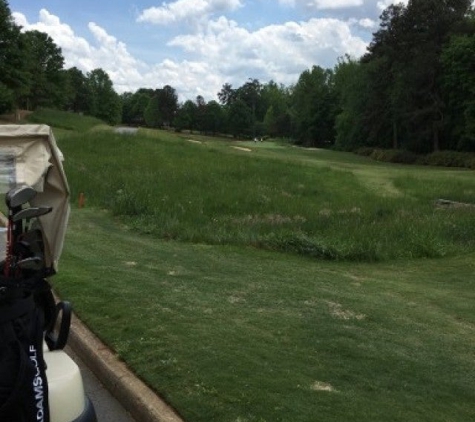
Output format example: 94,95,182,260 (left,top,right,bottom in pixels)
51,125,475,422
